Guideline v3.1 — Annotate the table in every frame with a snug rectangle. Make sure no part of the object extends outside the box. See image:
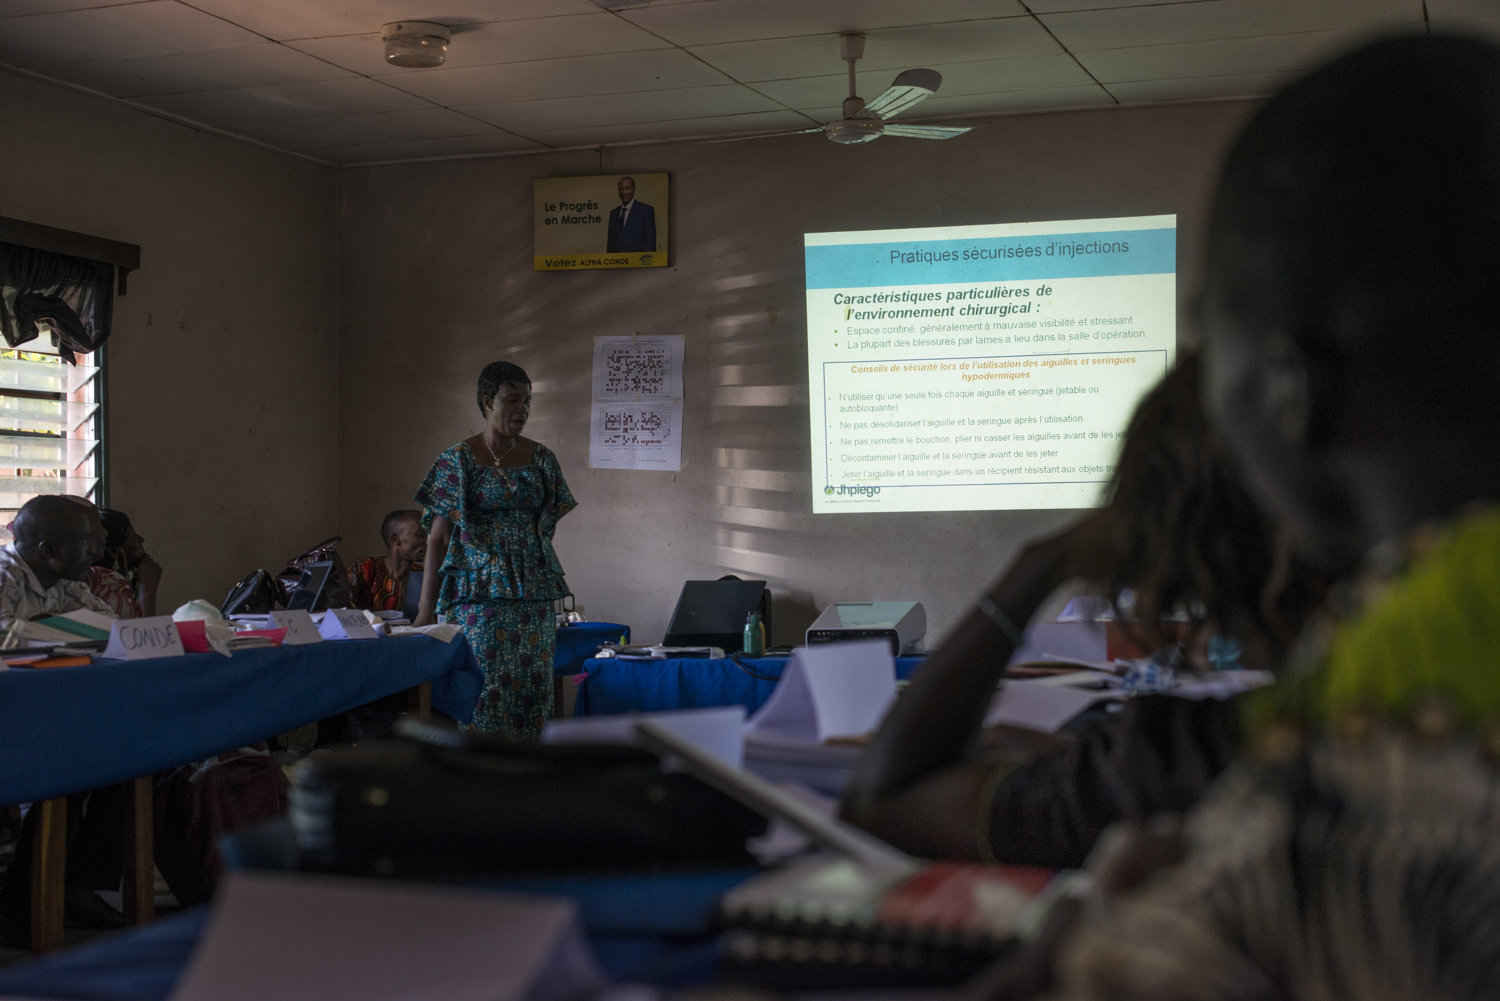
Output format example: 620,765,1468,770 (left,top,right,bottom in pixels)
0,635,482,805
0,635,483,950
553,621,629,676
573,654,928,717
0,866,757,1000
